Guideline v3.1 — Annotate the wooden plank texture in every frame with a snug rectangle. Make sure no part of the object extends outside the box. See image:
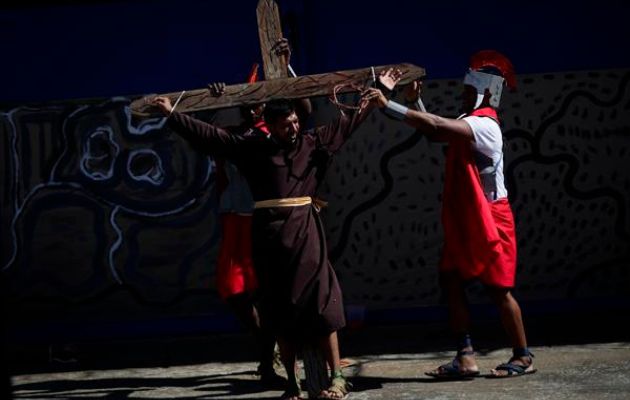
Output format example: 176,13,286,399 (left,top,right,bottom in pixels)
256,0,287,80
130,63,425,117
